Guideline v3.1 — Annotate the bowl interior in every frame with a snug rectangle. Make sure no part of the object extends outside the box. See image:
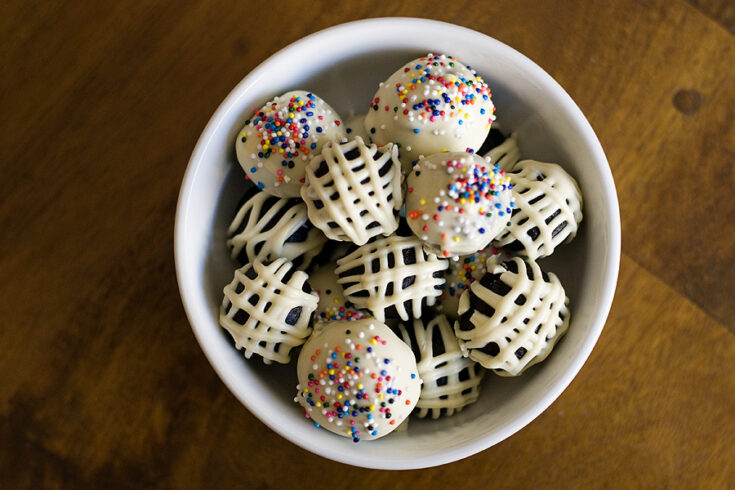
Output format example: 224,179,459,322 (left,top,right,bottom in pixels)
176,18,619,469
